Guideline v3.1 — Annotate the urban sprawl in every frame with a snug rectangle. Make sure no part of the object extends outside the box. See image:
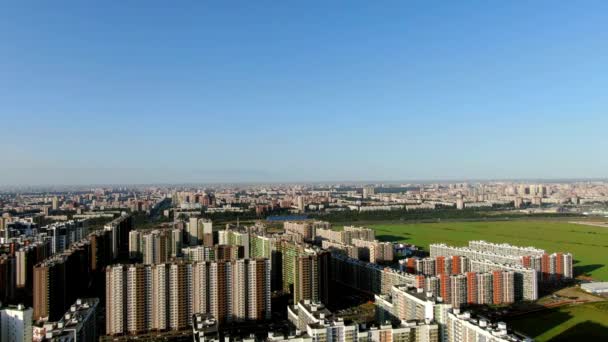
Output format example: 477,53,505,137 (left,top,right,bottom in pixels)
0,181,606,341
